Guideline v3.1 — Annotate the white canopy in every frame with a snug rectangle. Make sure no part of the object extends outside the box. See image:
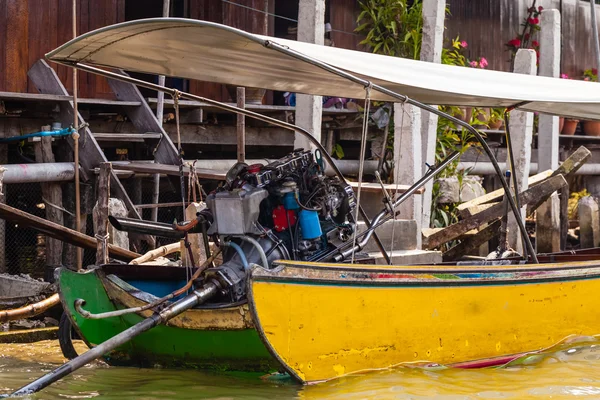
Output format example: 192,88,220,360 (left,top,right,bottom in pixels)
47,18,600,120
